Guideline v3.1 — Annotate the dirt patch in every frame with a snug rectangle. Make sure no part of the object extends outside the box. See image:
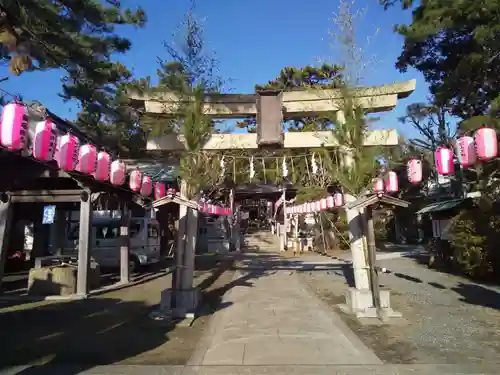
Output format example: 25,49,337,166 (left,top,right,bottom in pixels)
0,255,237,369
